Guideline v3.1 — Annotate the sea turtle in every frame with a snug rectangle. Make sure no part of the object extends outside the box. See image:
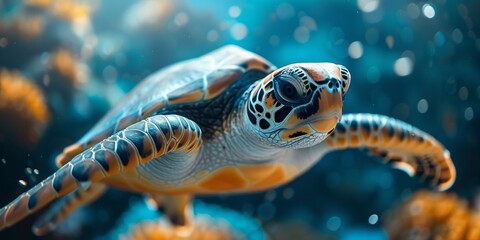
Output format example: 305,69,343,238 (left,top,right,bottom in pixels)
0,45,456,236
